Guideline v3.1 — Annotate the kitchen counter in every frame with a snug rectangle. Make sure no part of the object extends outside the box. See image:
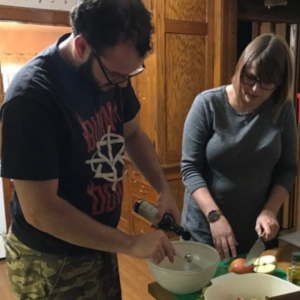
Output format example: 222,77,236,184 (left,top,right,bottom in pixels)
148,243,300,300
